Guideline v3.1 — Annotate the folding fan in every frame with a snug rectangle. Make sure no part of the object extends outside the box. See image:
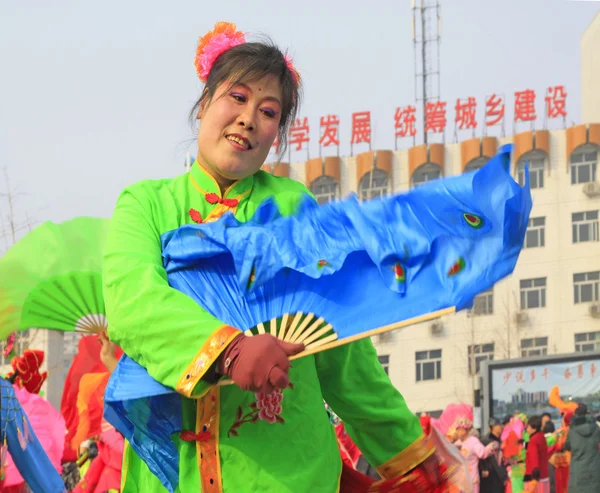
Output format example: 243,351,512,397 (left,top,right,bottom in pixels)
0,379,66,492
0,217,110,340
160,143,531,359
104,144,532,493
